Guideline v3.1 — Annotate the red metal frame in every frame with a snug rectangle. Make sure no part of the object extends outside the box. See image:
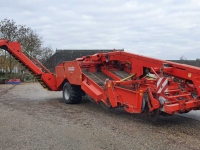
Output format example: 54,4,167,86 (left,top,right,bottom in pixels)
1,39,200,117
70,51,200,115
